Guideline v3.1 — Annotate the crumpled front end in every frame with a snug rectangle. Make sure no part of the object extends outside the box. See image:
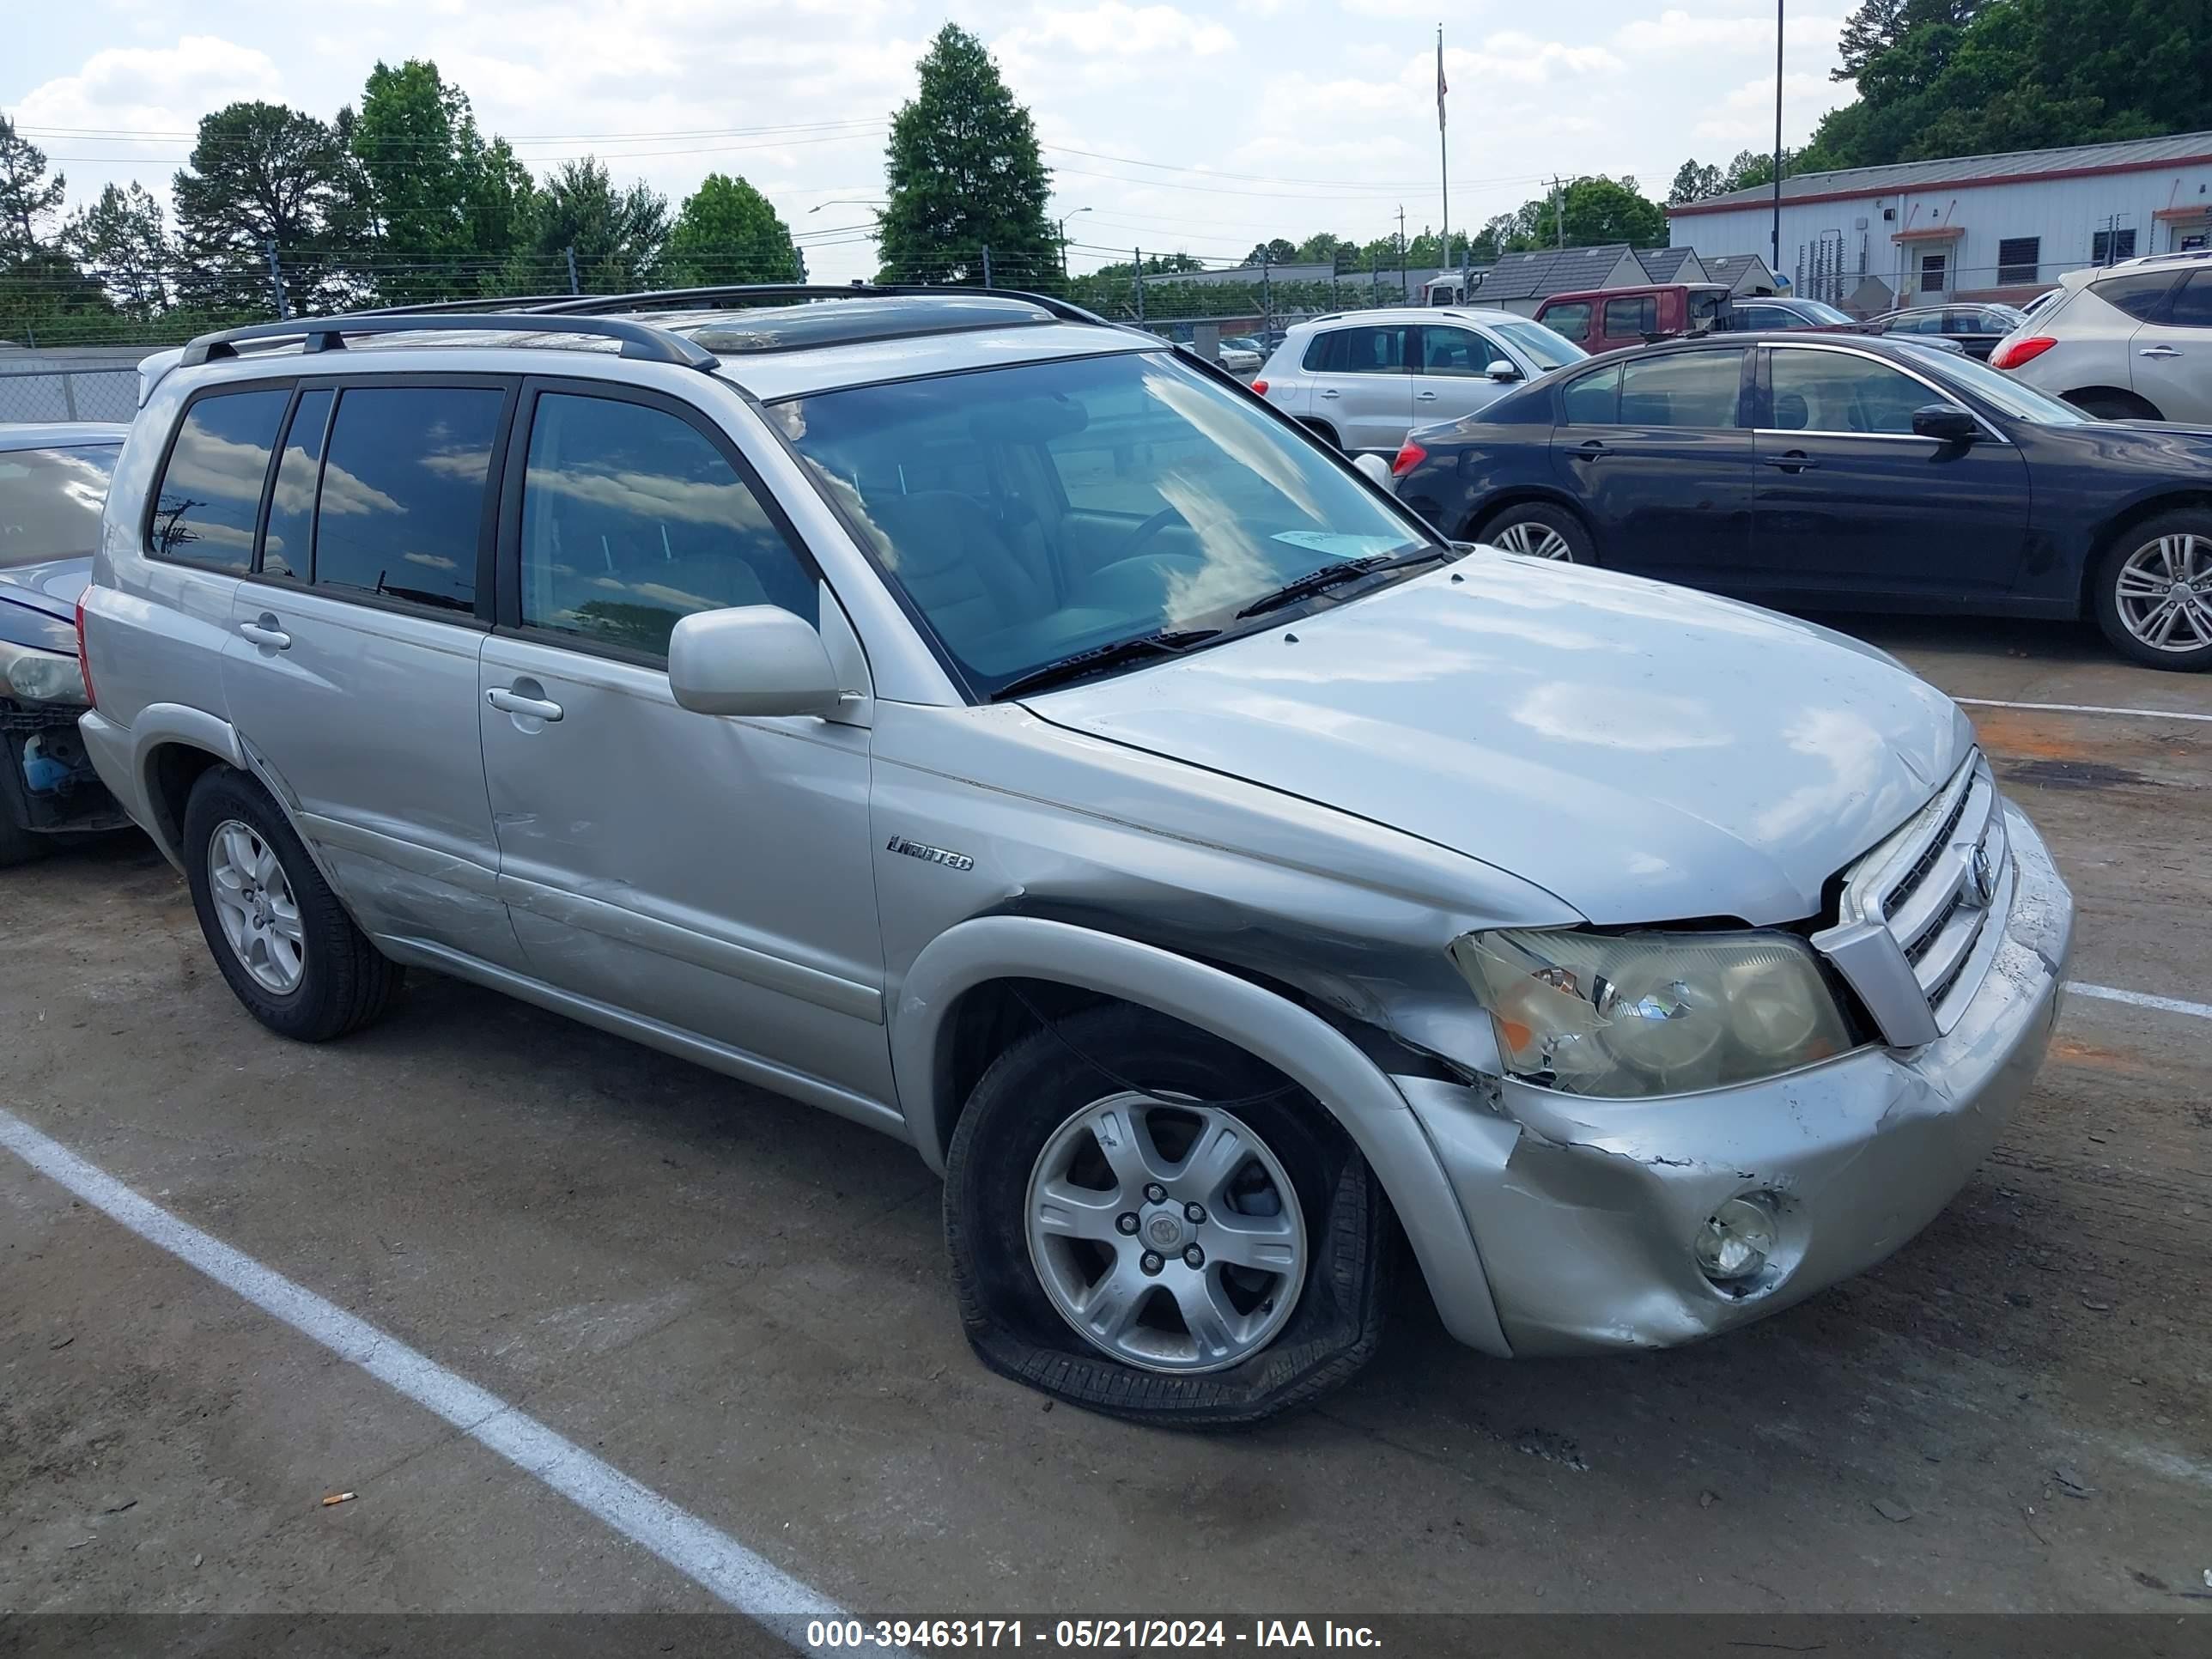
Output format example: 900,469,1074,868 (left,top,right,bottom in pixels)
1400,801,2071,1354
